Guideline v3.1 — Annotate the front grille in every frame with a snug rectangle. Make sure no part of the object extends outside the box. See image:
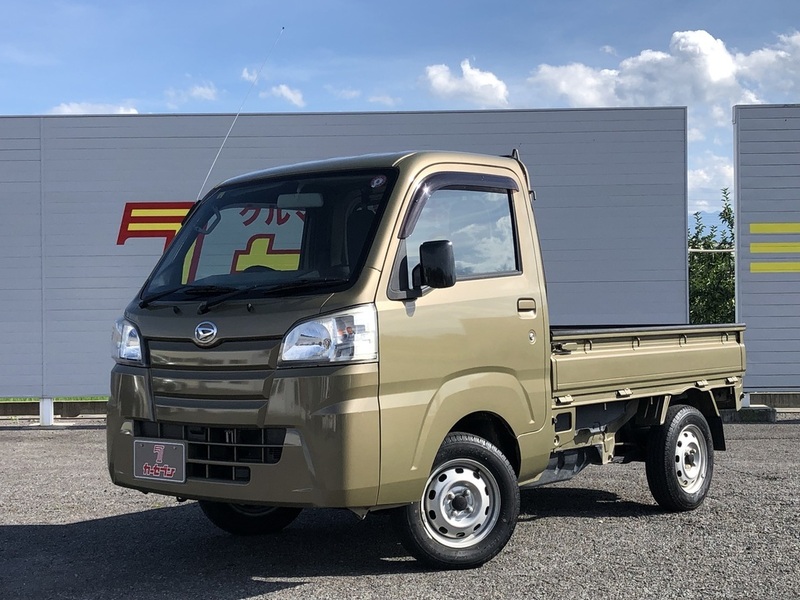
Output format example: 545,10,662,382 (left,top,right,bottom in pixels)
135,421,286,483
